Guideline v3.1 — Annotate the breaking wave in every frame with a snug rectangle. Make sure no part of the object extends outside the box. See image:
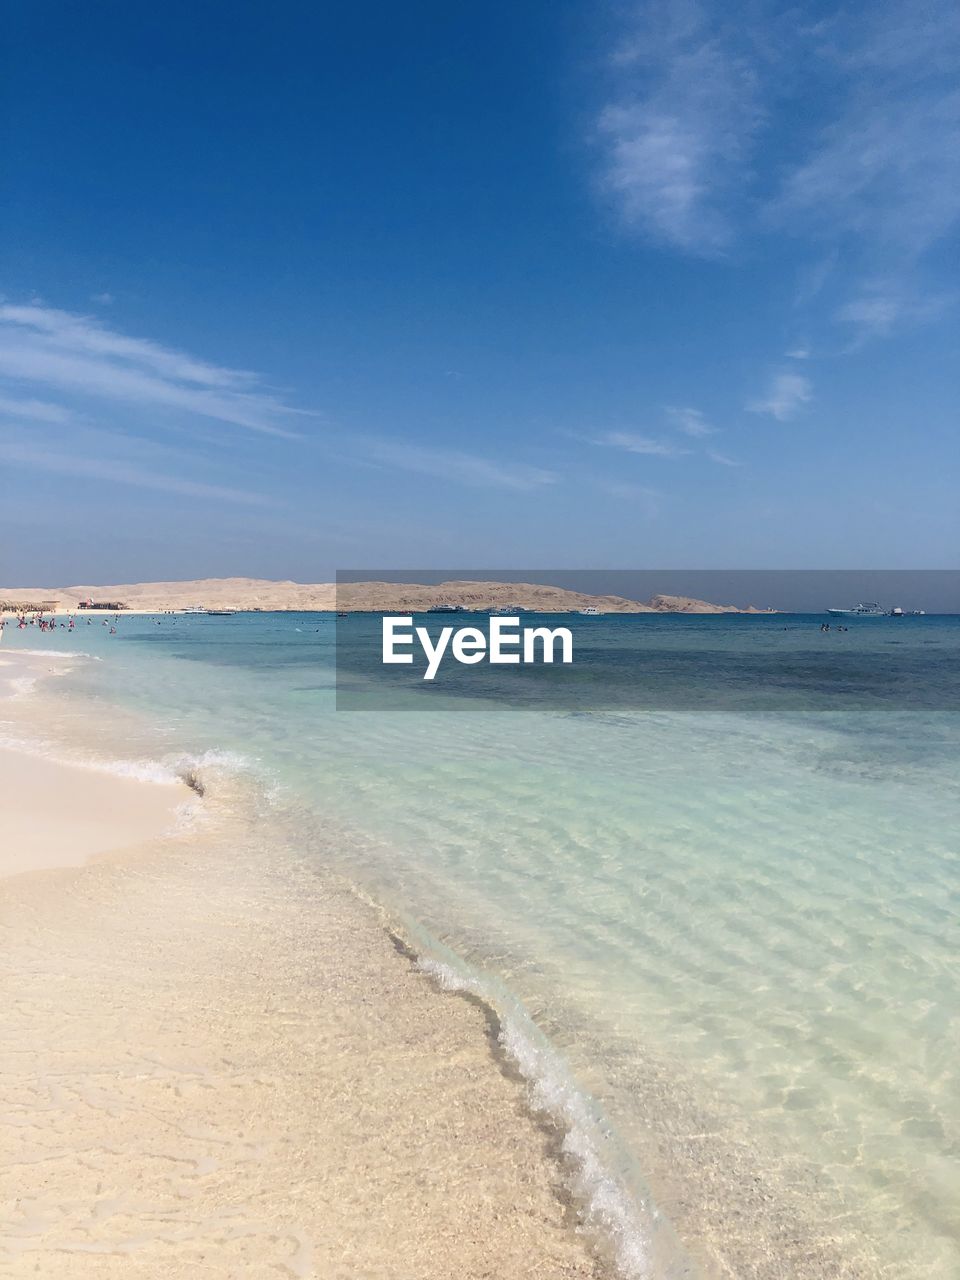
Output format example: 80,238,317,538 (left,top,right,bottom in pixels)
2,648,101,659
417,954,695,1280
0,734,254,793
